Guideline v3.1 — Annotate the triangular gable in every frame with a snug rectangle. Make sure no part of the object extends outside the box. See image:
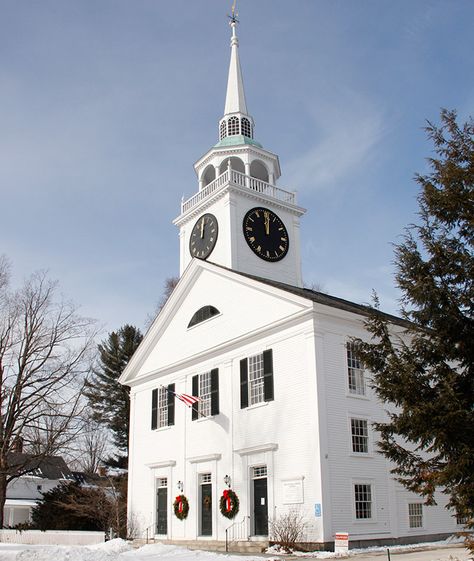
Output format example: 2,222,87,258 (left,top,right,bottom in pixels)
119,260,312,386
